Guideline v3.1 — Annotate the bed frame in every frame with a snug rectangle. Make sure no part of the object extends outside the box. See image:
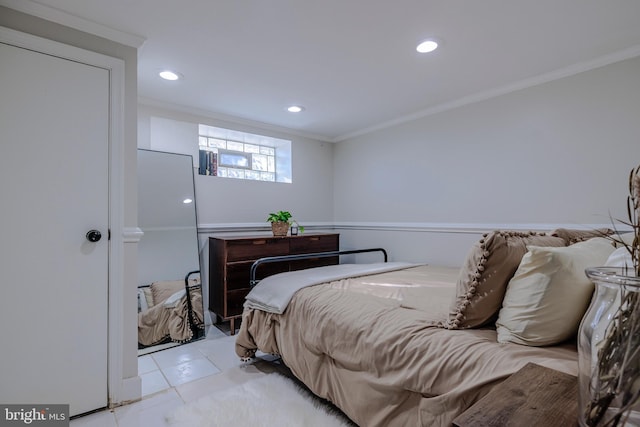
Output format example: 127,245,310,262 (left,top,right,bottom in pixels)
249,247,388,287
